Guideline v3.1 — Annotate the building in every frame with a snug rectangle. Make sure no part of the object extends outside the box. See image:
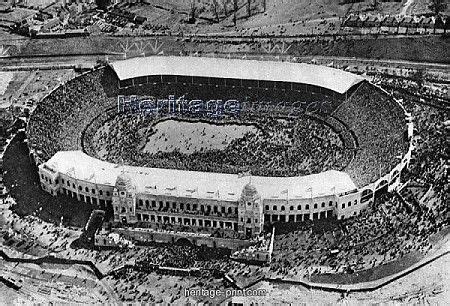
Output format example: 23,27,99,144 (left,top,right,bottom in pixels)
39,151,365,239
32,56,413,243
